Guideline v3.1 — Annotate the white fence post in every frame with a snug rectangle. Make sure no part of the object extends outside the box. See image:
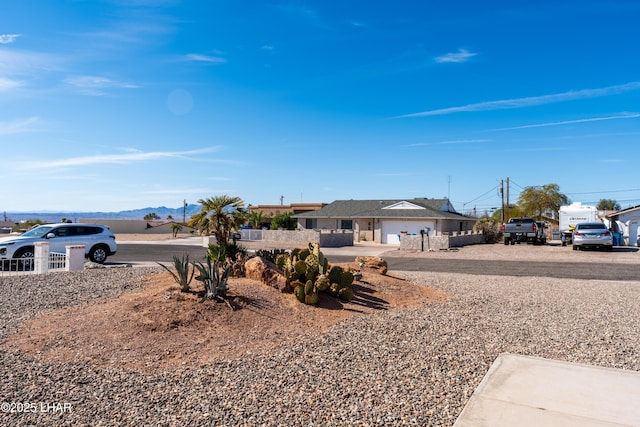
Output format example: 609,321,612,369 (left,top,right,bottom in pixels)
202,235,216,247
66,245,85,271
34,242,49,274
